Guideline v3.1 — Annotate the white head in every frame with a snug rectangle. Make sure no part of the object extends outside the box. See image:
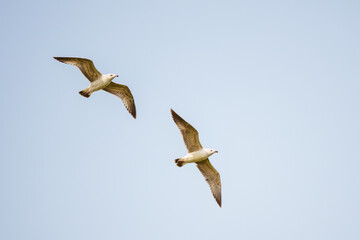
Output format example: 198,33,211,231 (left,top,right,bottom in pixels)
205,148,218,156
105,74,119,80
